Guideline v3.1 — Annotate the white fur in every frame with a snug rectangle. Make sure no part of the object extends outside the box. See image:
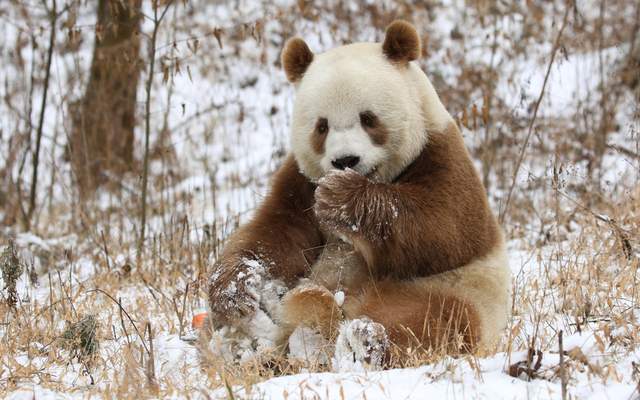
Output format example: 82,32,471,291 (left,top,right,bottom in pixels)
321,126,385,176
290,42,452,182
285,37,509,359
